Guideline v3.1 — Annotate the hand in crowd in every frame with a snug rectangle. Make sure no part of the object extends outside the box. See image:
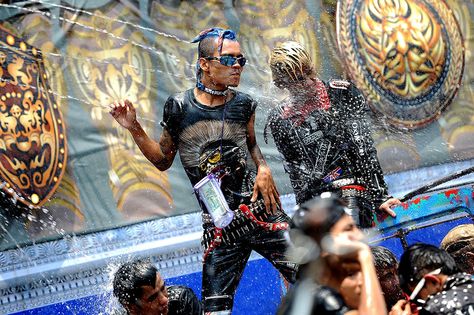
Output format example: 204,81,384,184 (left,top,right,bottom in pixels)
323,233,368,260
380,197,402,217
389,300,414,315
251,164,281,214
109,99,137,130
